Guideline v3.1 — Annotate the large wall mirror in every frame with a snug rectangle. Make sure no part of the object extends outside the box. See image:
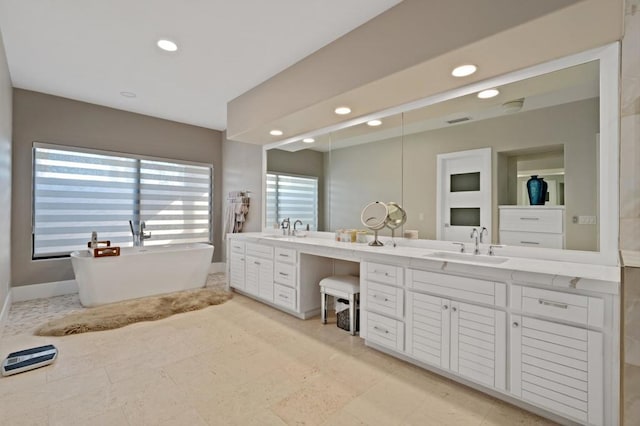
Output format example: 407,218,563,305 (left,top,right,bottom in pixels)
265,43,619,265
